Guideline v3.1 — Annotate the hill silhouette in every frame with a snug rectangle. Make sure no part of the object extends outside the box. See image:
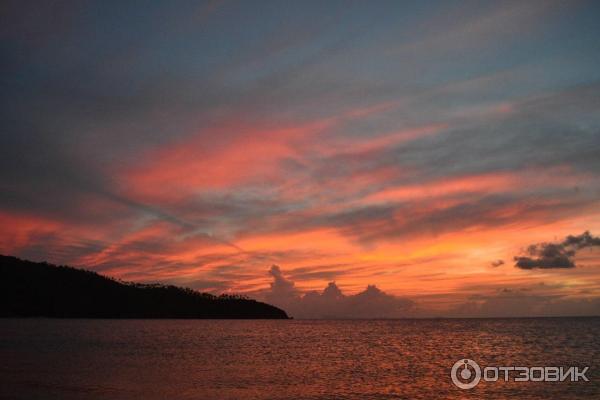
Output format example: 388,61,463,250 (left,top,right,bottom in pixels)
0,255,288,319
